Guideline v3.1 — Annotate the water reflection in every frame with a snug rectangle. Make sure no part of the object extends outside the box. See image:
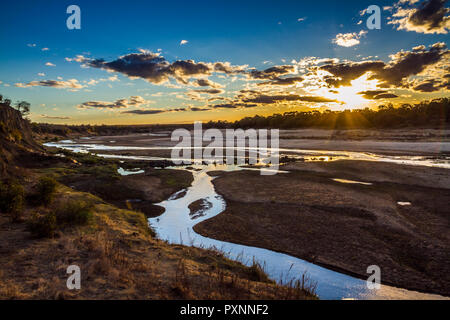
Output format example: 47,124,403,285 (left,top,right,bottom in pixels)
149,165,447,300
45,139,449,300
